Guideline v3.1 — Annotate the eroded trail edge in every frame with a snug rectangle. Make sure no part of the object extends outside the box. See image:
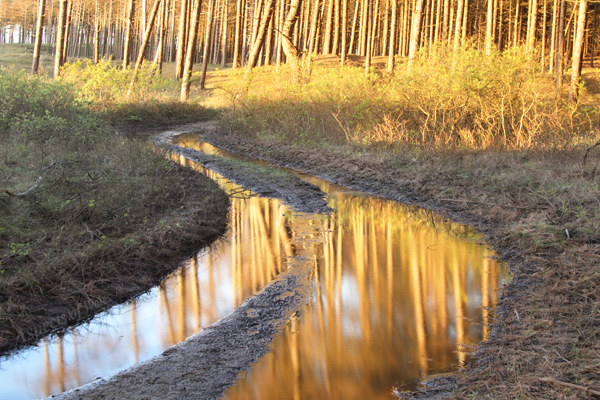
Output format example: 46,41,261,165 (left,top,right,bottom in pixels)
52,261,314,400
